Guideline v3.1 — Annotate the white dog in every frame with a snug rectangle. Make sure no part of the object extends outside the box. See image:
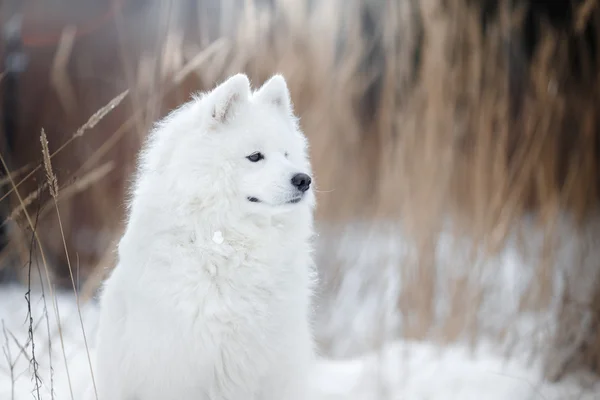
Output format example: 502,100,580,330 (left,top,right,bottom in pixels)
91,74,317,400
